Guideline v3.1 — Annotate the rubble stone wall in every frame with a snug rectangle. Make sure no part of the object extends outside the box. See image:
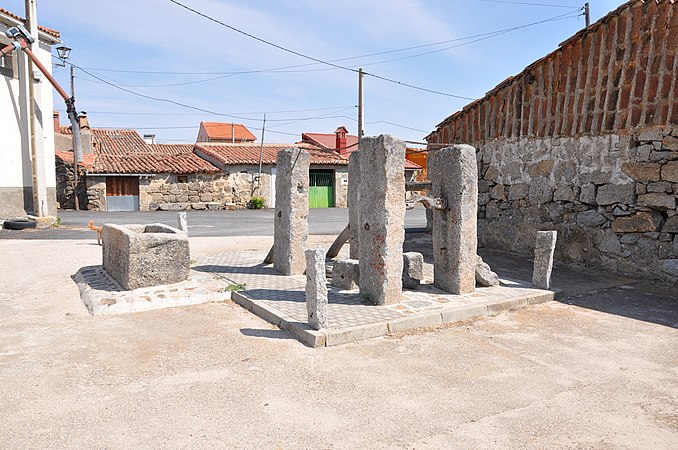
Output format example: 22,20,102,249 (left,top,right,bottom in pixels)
426,1,678,282
473,128,678,282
